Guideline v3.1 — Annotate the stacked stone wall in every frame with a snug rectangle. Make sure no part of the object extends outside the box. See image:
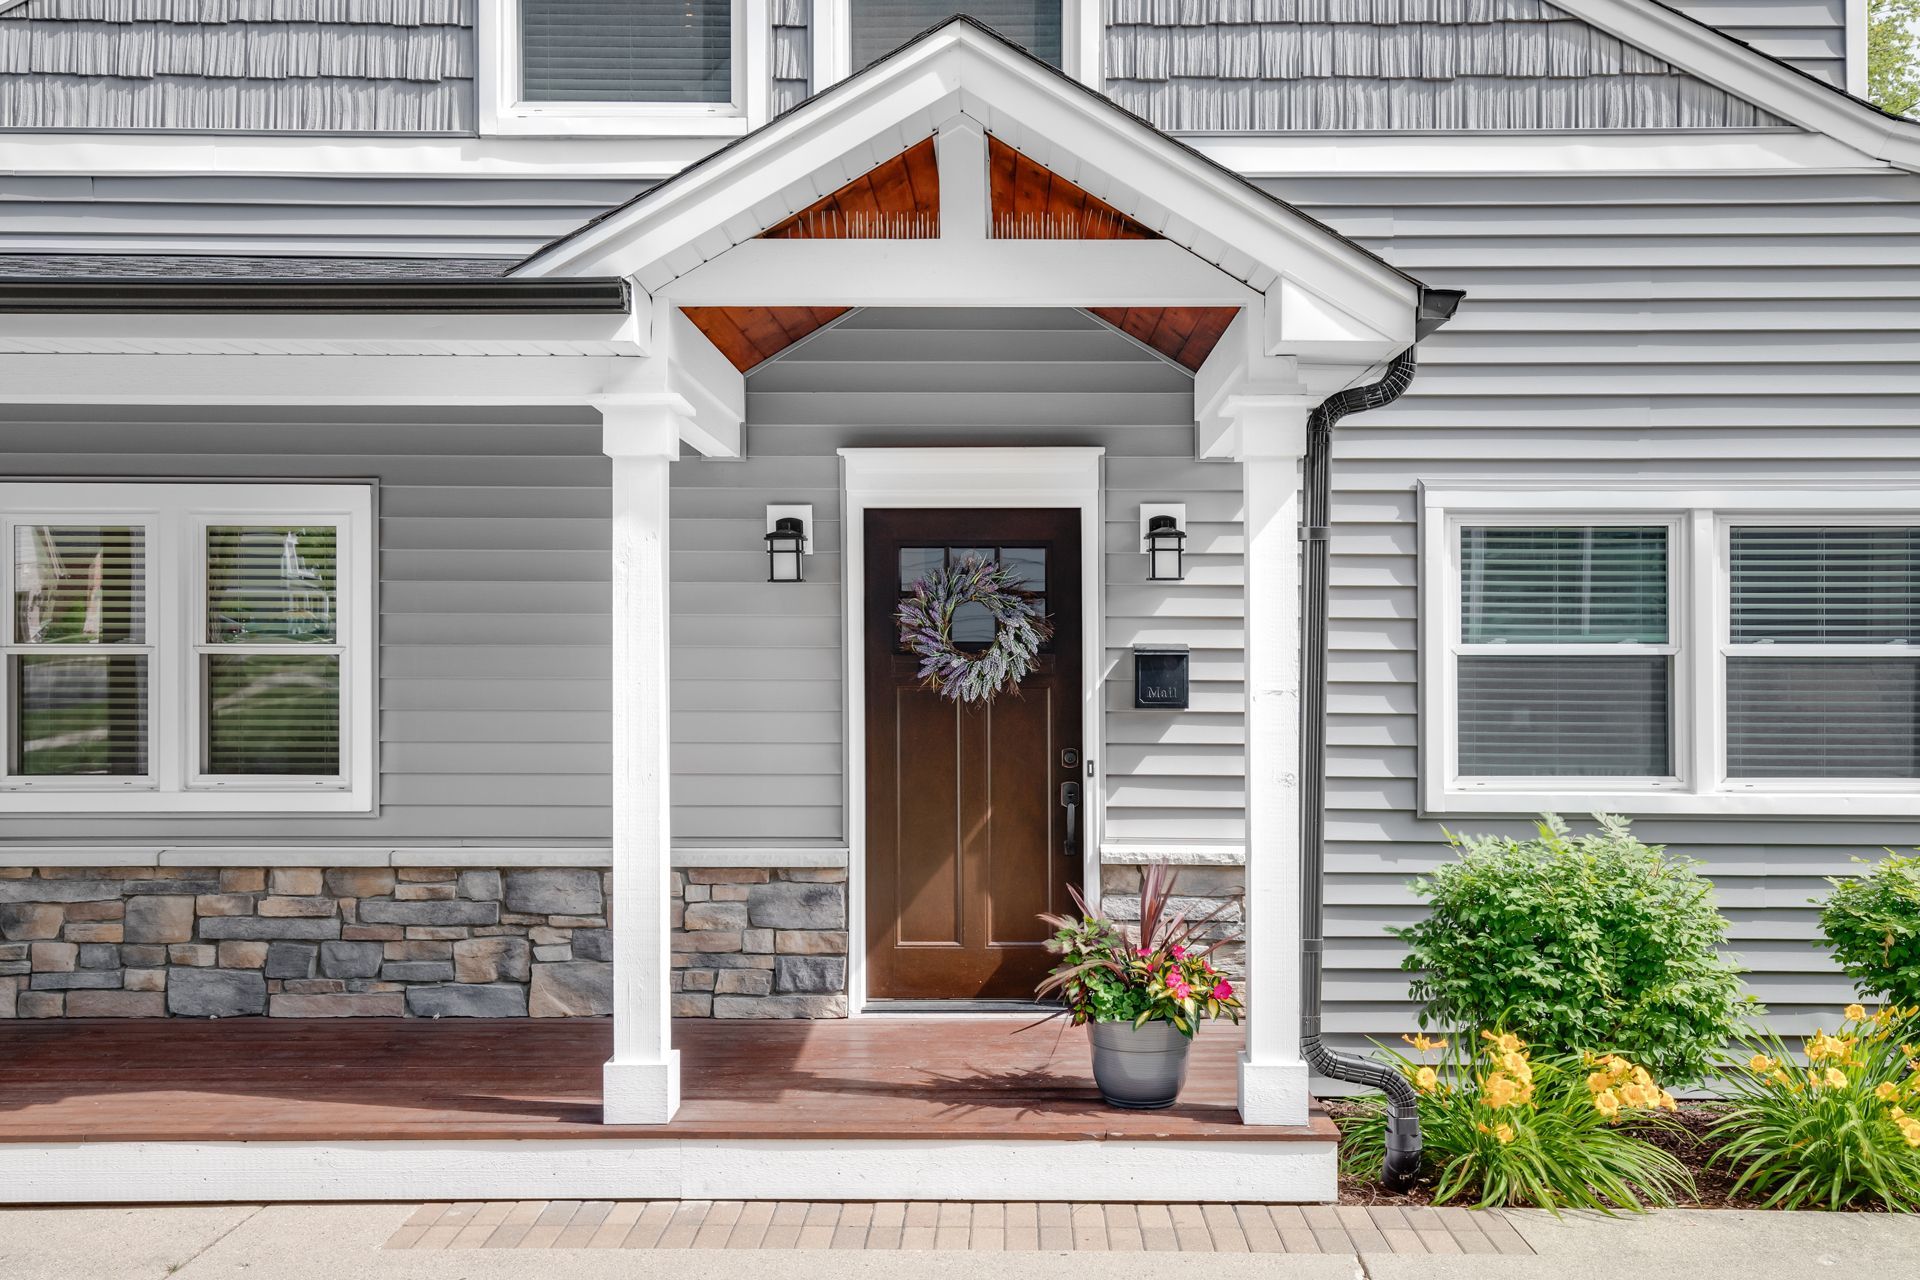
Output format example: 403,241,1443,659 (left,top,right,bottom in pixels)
671,866,848,1018
0,865,613,1018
